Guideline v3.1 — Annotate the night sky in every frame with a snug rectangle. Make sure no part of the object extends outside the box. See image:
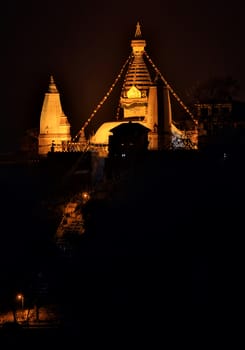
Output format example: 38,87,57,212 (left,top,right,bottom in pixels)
2,0,245,151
